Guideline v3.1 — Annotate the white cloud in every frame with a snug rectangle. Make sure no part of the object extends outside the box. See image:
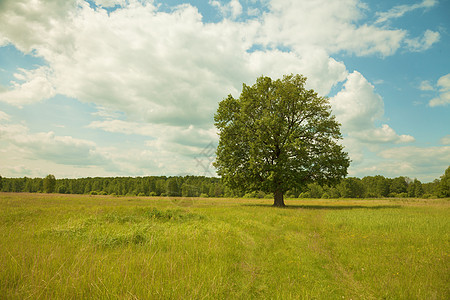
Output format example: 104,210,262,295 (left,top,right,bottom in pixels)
86,118,218,175
0,110,10,121
419,80,434,91
94,0,126,8
375,0,437,24
0,0,77,54
441,135,450,145
331,71,383,131
378,146,450,180
0,1,350,129
0,0,441,179
346,145,450,182
0,122,107,166
330,71,415,144
351,124,415,144
406,30,440,52
88,120,156,137
258,0,406,57
88,119,217,149
247,48,348,96
210,0,243,19
0,67,55,107
429,73,450,107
